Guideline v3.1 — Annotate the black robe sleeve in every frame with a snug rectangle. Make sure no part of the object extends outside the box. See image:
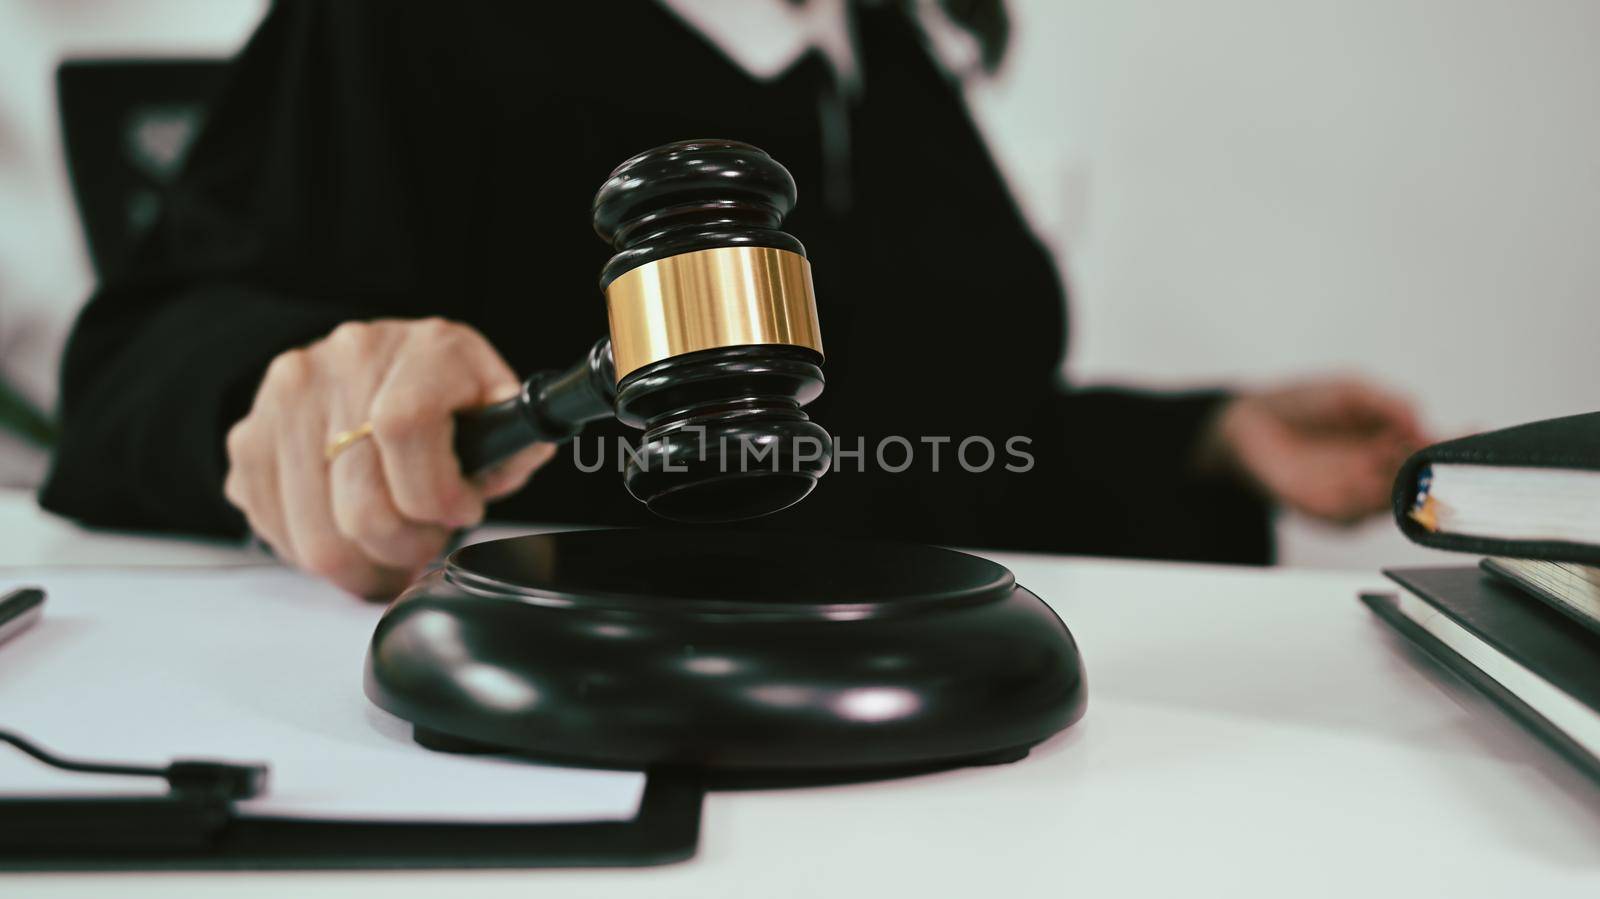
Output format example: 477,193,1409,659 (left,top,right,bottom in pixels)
1041,388,1273,565
40,1,466,535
